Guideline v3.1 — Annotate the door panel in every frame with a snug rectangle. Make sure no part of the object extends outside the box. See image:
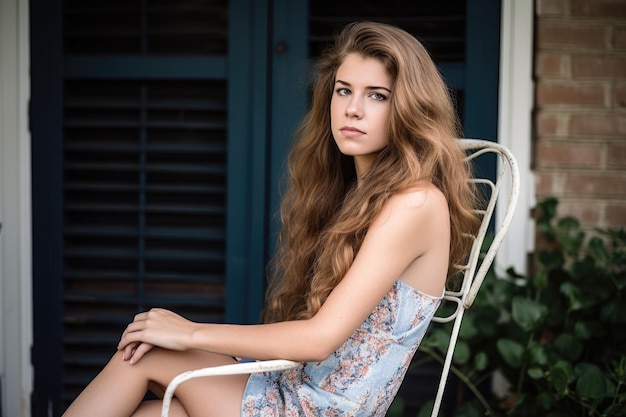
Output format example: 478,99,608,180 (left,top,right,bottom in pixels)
31,0,264,413
61,78,229,403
